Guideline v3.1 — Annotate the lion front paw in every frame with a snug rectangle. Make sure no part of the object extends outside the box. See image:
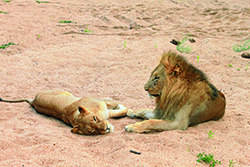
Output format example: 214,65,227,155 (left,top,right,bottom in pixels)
124,123,150,133
124,124,136,132
126,109,135,118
